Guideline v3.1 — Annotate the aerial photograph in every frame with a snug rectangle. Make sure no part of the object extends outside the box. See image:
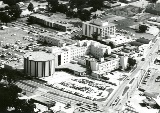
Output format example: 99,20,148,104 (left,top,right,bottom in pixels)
0,0,160,113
